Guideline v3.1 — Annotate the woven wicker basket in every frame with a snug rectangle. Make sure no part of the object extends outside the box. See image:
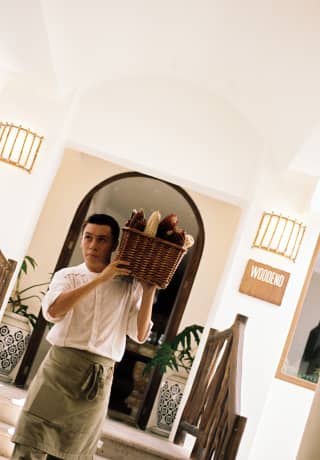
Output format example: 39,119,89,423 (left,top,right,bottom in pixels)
116,227,187,289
